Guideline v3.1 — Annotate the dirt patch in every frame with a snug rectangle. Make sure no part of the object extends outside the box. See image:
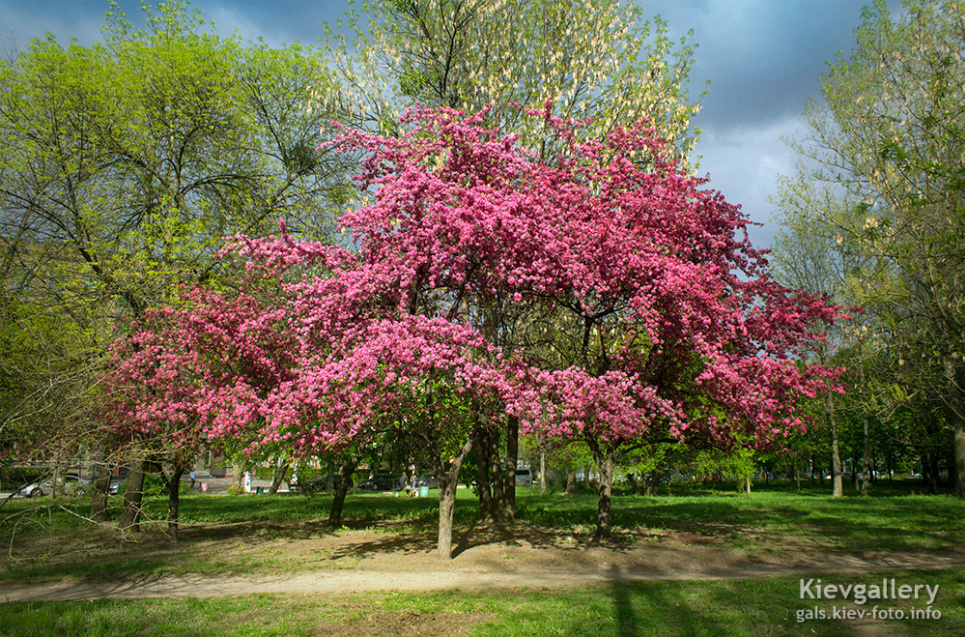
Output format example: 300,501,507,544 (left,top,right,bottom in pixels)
3,519,964,604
